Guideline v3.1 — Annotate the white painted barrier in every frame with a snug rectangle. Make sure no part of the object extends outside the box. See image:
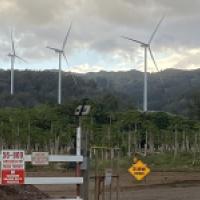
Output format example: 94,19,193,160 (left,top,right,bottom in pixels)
25,177,83,185
0,154,83,183
45,198,82,200
0,154,83,162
